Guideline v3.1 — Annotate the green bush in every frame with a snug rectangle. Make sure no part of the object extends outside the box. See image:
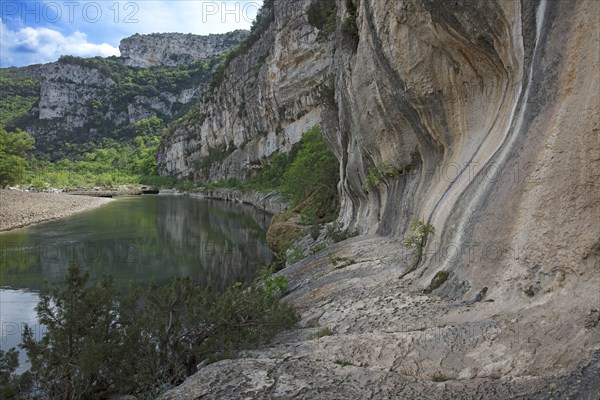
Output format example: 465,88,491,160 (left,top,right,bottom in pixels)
326,222,358,243
341,1,359,41
280,126,339,206
424,271,450,294
308,0,337,35
365,162,412,188
307,326,334,339
403,219,435,269
16,264,299,398
0,127,35,188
